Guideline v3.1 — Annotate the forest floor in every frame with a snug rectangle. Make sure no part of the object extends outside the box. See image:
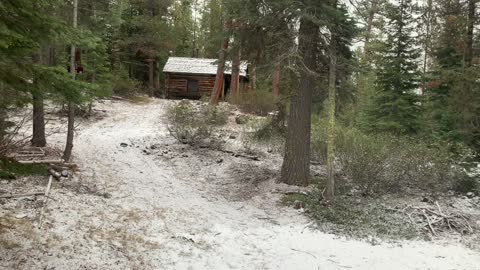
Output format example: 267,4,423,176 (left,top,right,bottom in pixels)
1,98,479,270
